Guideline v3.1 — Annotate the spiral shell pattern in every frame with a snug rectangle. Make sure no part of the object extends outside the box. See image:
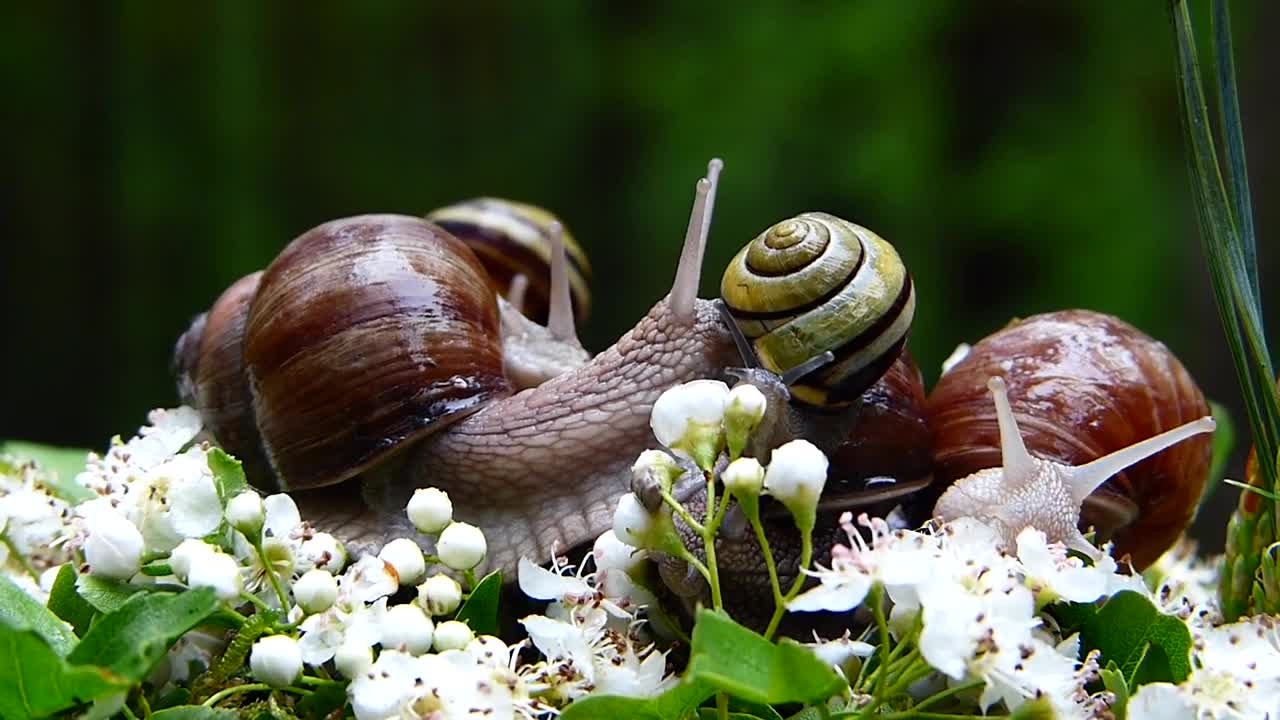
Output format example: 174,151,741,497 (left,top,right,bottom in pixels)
426,198,592,325
720,212,915,406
